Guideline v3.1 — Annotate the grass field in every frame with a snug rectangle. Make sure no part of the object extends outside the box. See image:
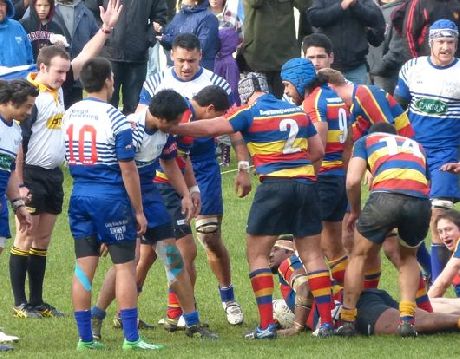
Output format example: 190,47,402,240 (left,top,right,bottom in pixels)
1,163,460,358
